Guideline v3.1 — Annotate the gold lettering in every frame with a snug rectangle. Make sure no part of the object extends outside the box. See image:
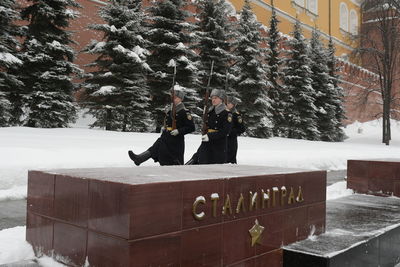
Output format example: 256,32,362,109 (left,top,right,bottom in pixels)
222,194,233,215
211,193,219,217
249,191,258,211
288,187,295,204
296,186,304,203
281,186,287,206
236,193,246,213
261,189,270,209
192,197,206,220
192,185,306,221
272,187,279,207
